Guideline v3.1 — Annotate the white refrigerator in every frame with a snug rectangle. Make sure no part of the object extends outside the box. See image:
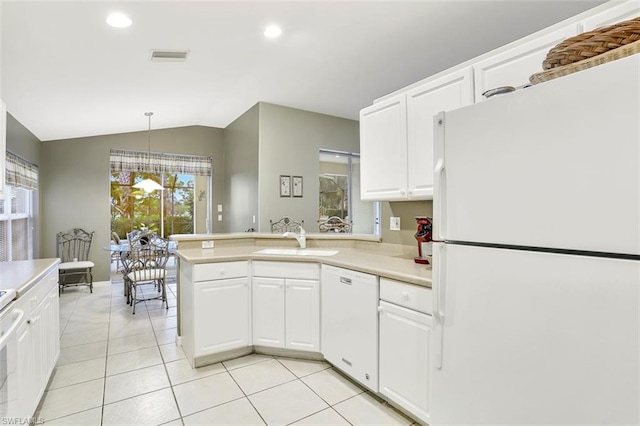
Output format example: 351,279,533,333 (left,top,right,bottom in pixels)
431,54,640,425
